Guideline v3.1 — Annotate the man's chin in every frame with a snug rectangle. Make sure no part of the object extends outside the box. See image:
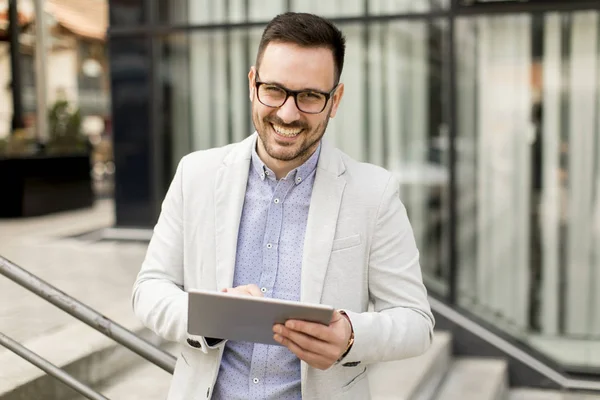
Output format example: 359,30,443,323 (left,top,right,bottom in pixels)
265,148,300,162
257,128,308,161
